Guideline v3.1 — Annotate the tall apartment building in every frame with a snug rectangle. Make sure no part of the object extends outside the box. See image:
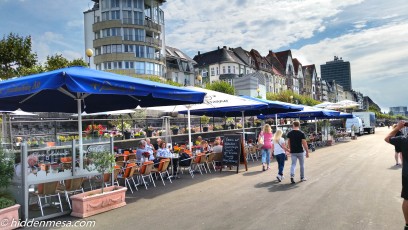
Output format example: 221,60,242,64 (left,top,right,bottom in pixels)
84,0,166,78
390,106,408,116
320,56,352,91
